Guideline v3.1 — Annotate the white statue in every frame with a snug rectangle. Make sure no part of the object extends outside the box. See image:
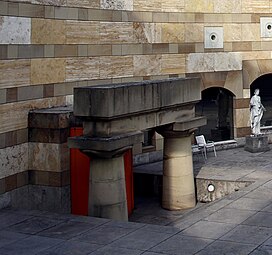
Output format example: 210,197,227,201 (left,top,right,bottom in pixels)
250,88,265,136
